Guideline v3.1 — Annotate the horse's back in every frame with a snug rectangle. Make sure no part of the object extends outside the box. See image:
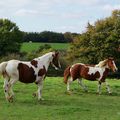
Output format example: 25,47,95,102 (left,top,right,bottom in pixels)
5,60,20,77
